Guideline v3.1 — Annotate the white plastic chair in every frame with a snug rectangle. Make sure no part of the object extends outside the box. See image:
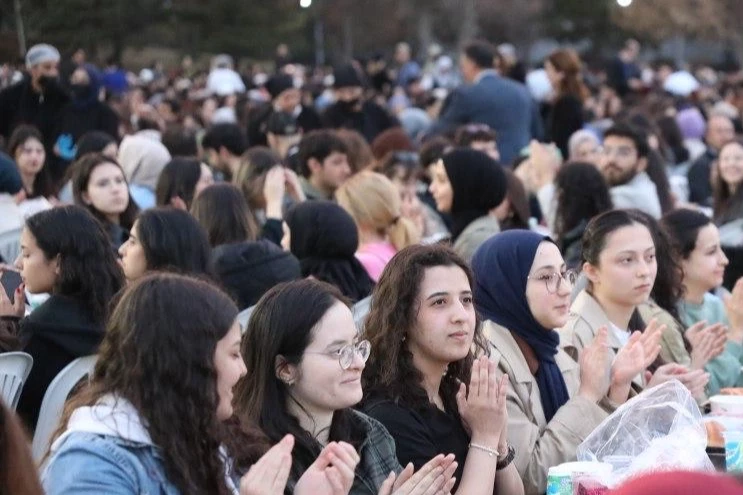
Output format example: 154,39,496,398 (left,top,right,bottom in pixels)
353,296,372,331
237,305,256,335
32,355,97,462
0,352,33,410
